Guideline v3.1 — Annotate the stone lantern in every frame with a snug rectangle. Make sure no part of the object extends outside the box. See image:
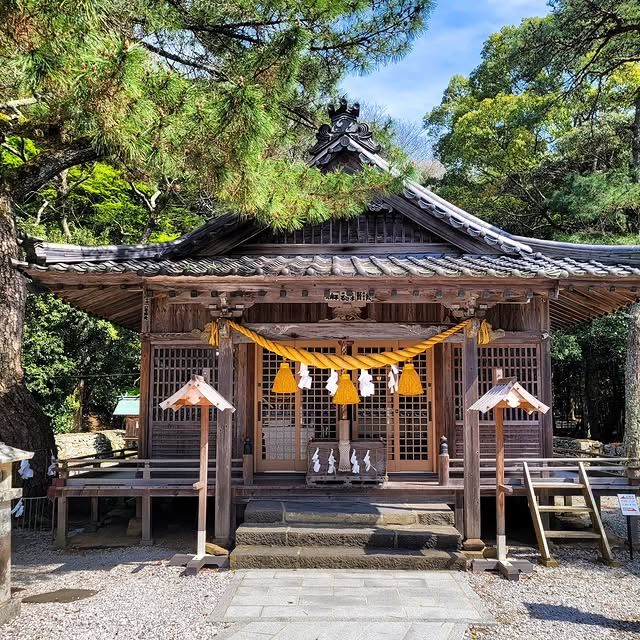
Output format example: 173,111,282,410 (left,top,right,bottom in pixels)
0,442,33,624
